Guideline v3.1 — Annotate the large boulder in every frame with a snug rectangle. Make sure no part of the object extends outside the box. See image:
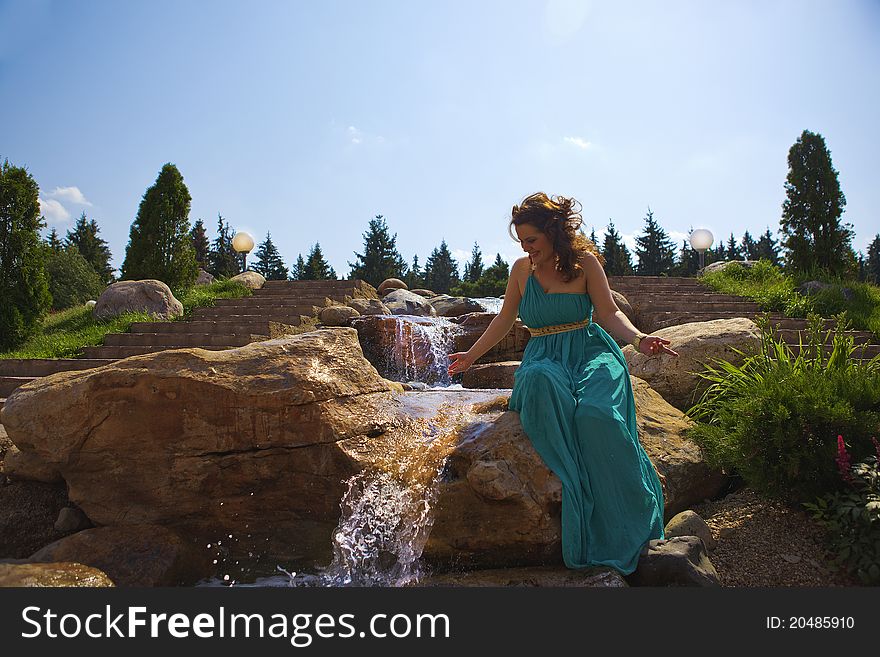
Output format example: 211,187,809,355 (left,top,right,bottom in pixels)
698,260,760,276
229,271,266,290
622,318,762,411
2,328,403,572
461,361,519,389
319,305,359,326
450,313,530,363
428,295,485,317
381,289,437,317
378,278,407,295
93,280,183,320
625,536,720,587
611,290,634,324
196,269,215,286
410,289,438,298
346,298,390,316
